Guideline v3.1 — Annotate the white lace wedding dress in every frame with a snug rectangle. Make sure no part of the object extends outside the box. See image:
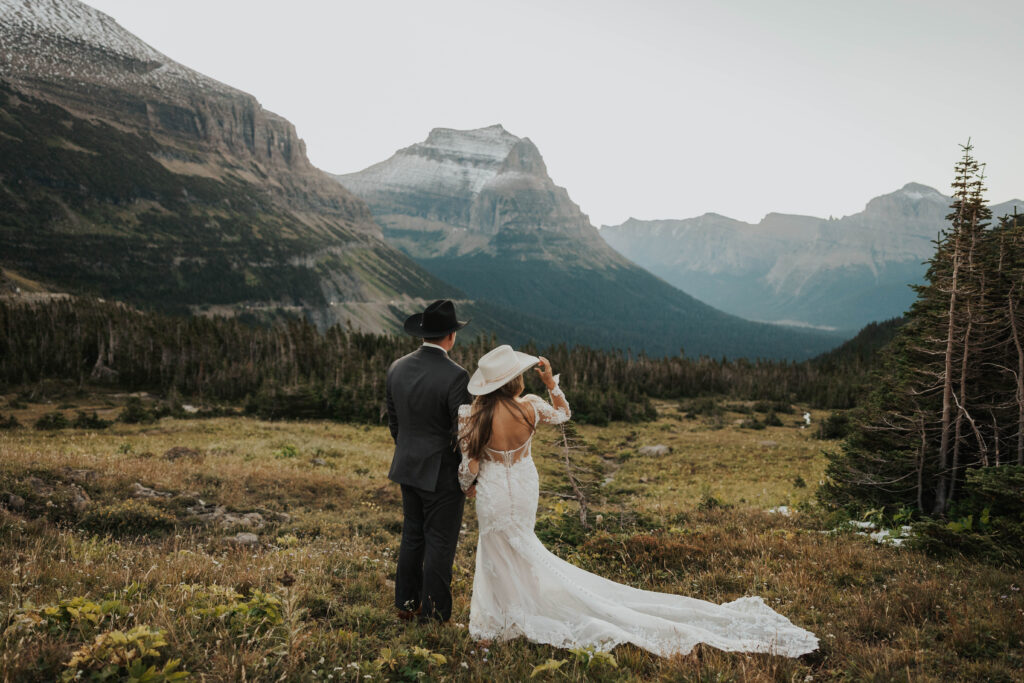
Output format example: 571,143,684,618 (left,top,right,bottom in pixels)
457,387,818,658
